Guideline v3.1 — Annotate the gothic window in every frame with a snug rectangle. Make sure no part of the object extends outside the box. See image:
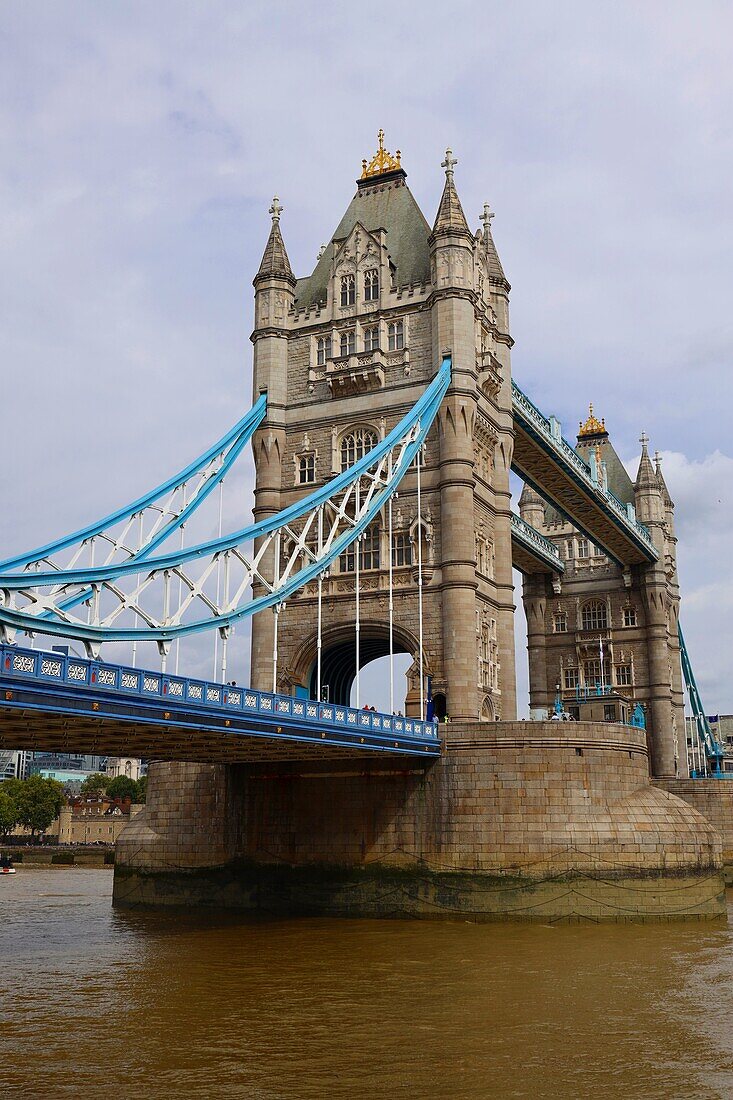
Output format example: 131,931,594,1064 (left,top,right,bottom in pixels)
316,336,332,366
360,524,380,570
339,330,356,358
364,268,379,301
392,532,412,567
583,659,603,687
298,454,315,485
616,664,632,686
577,538,589,559
565,539,574,560
554,611,567,633
388,320,404,351
339,524,380,572
623,607,637,627
340,273,355,307
340,427,378,472
563,667,579,690
581,599,608,631
364,325,380,353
